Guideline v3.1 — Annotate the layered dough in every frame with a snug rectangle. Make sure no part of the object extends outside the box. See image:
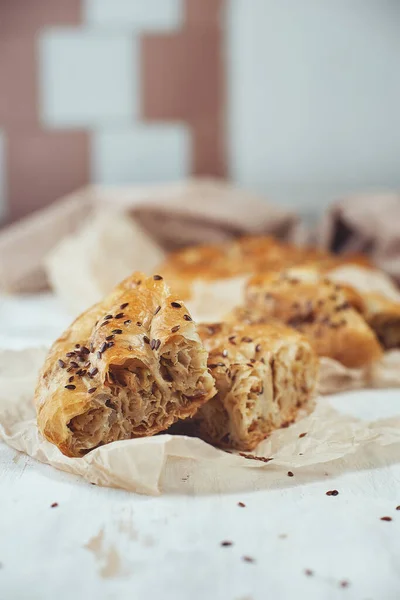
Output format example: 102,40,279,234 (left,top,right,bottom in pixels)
158,235,372,300
325,265,400,350
185,321,318,451
238,268,383,369
35,273,216,457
